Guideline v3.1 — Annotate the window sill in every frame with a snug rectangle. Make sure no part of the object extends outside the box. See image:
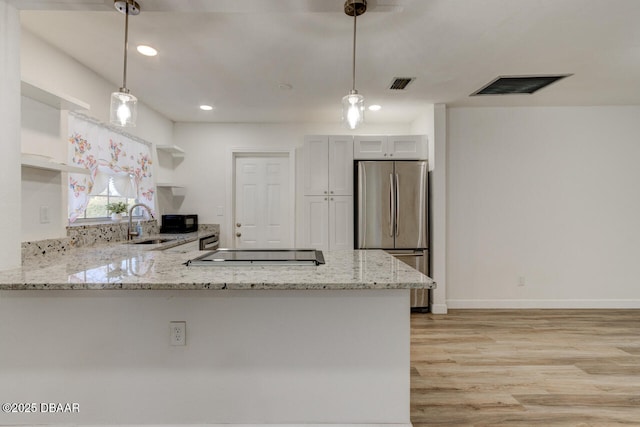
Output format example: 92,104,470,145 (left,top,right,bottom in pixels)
68,217,150,228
